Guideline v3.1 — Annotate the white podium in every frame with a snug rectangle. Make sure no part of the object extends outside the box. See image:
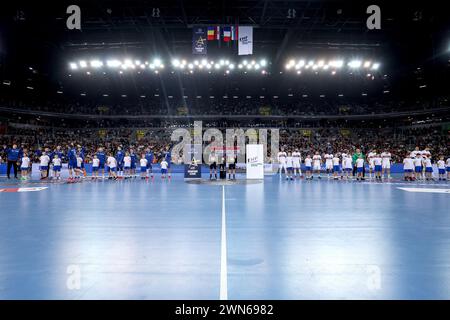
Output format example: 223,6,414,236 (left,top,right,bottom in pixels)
246,144,264,179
